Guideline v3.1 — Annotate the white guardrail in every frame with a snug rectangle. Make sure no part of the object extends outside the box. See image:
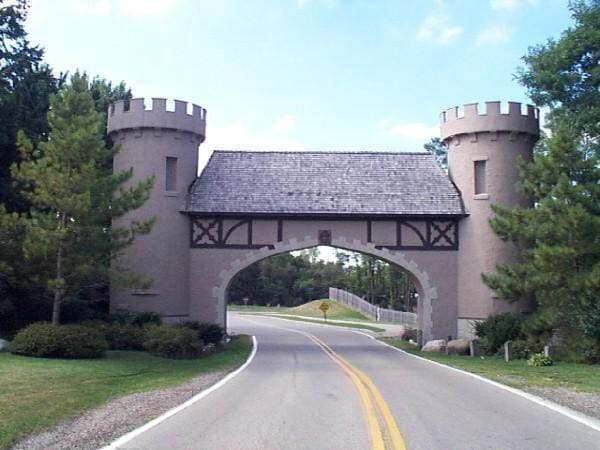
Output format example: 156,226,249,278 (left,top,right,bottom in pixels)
329,287,417,325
